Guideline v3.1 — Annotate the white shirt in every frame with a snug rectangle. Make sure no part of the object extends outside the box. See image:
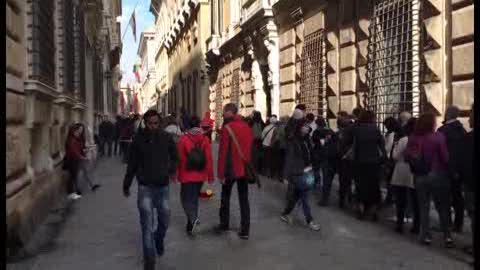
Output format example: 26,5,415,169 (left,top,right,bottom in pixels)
308,122,317,137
